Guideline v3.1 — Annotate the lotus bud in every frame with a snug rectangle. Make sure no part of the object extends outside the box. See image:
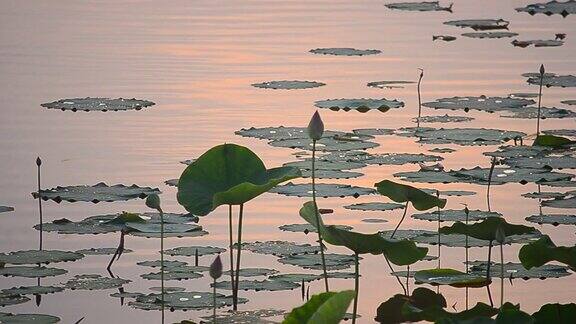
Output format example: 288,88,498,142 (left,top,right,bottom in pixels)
209,254,223,280
539,64,545,76
36,157,42,166
145,194,161,212
495,226,506,244
307,111,324,141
